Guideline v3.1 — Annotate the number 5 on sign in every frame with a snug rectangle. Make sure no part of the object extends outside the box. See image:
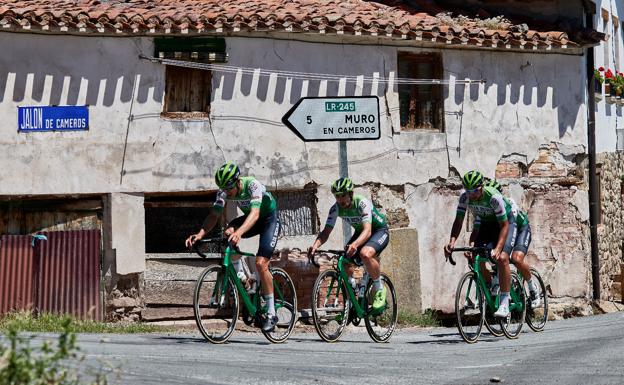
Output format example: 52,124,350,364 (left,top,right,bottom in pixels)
307,116,312,124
